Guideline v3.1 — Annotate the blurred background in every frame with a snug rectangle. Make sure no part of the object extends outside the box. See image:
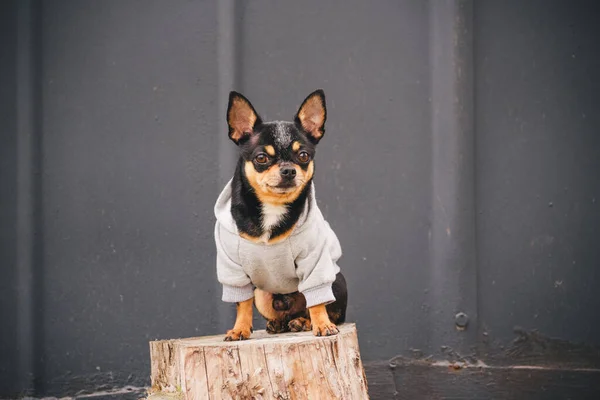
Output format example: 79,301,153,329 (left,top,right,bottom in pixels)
1,0,600,399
